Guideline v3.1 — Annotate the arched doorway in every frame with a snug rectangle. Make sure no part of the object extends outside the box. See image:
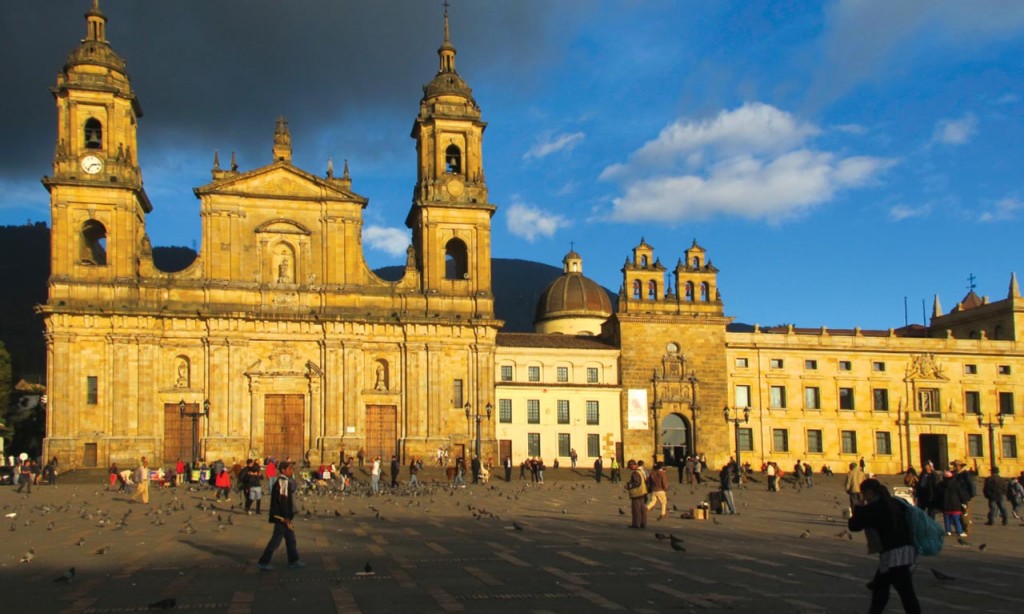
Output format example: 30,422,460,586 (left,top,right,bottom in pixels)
661,413,691,466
